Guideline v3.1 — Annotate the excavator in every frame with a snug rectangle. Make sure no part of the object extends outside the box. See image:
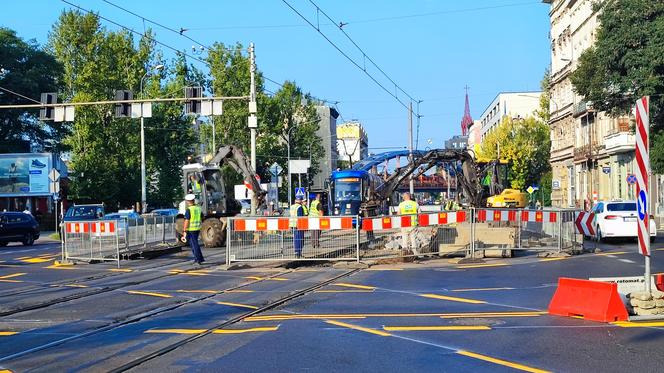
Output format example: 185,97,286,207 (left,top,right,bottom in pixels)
175,145,266,248
329,148,506,218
